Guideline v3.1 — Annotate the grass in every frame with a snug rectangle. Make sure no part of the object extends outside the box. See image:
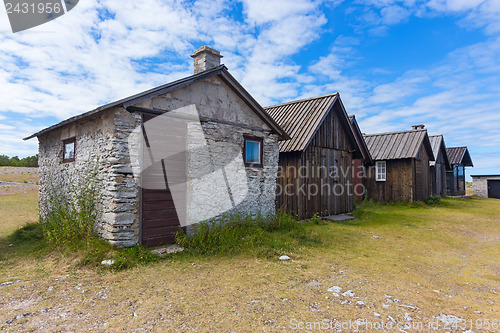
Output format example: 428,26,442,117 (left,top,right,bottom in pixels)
0,188,499,331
